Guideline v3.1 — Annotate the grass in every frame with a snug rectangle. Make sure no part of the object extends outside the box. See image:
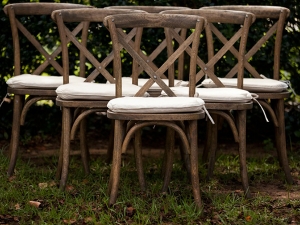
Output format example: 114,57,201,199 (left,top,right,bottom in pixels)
0,144,300,224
